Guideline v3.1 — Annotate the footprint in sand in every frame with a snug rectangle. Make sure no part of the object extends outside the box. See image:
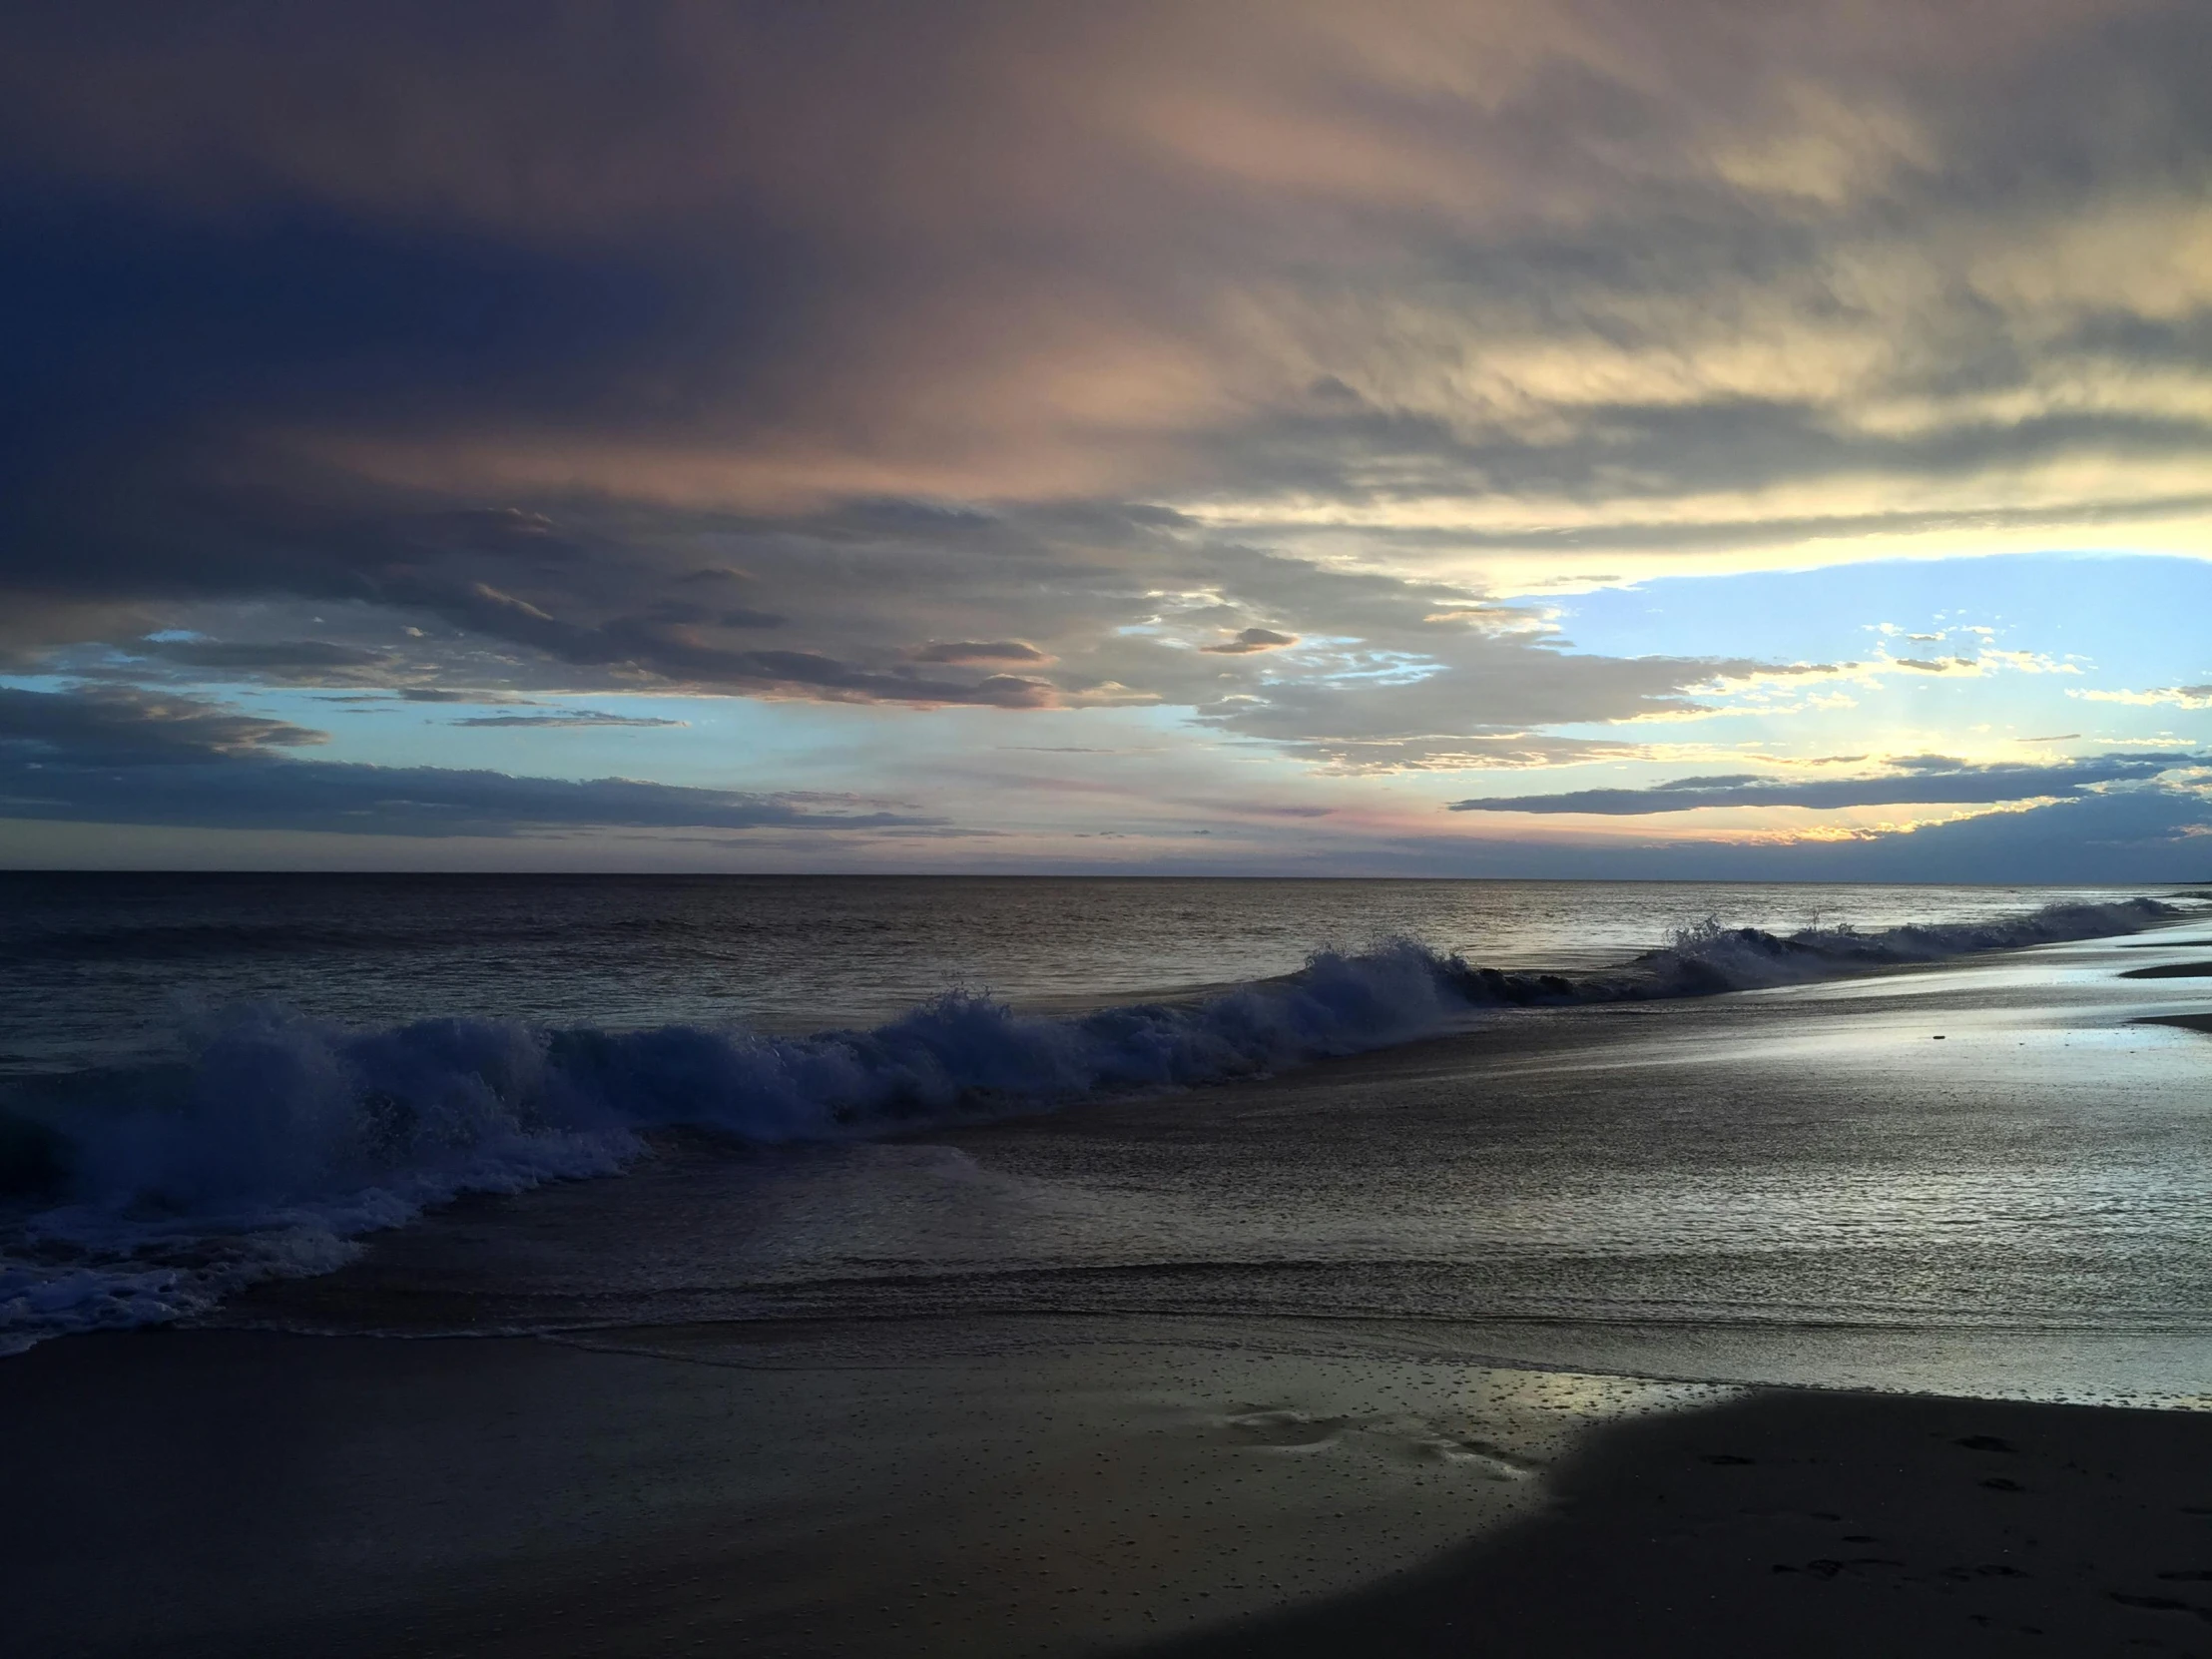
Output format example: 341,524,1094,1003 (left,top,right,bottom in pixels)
1218,1406,1348,1449
1410,1435,1542,1479
2108,1590,2206,1616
